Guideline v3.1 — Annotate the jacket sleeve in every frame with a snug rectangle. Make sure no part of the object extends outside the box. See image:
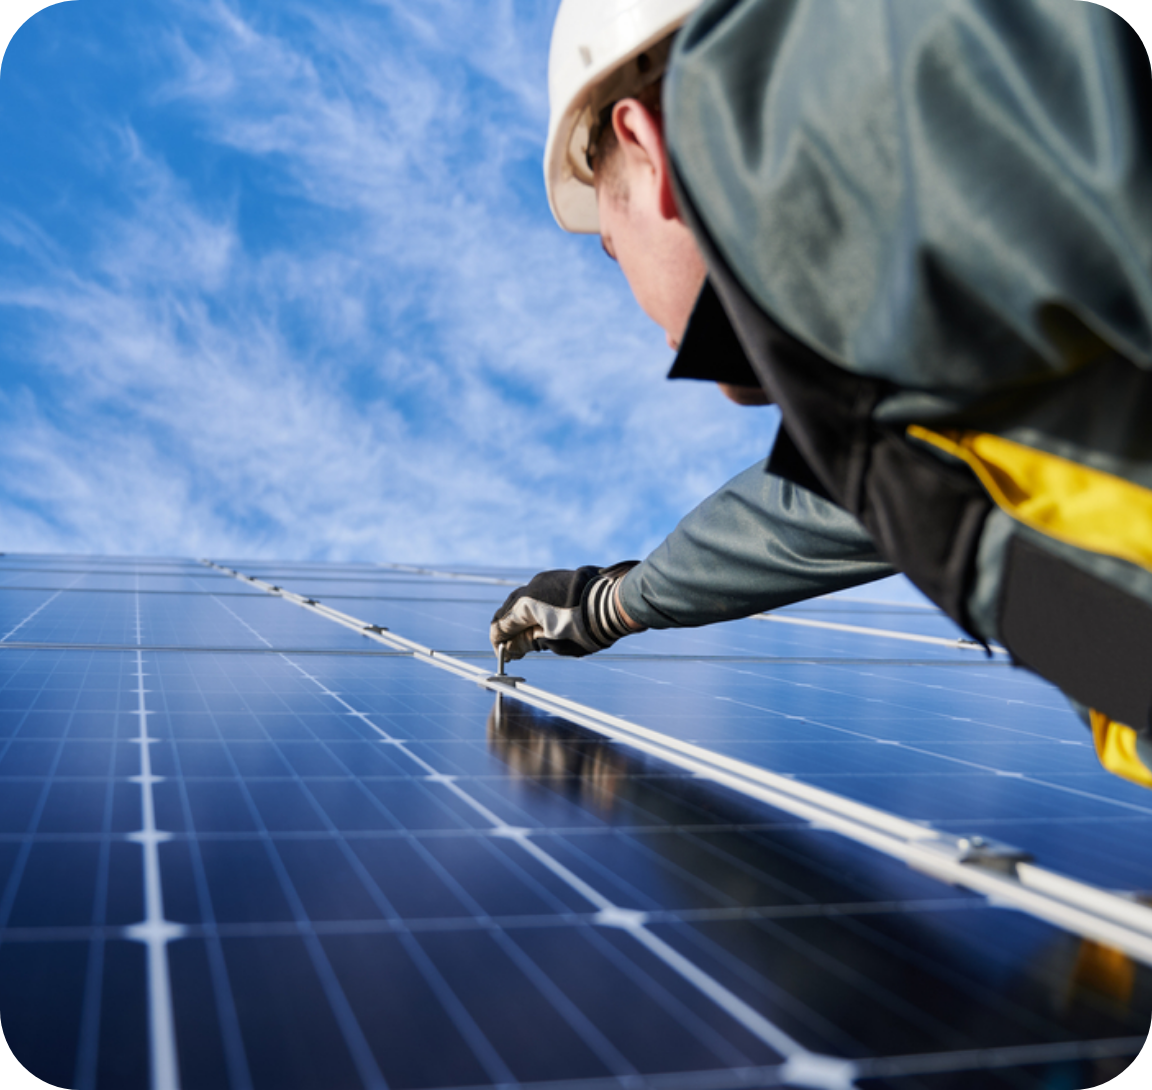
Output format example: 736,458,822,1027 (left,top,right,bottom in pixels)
616,459,894,629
